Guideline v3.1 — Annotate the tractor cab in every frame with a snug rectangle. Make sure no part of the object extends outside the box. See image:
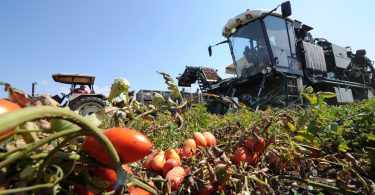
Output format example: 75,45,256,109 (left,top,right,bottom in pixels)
222,5,302,79
52,73,96,94
51,73,107,116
